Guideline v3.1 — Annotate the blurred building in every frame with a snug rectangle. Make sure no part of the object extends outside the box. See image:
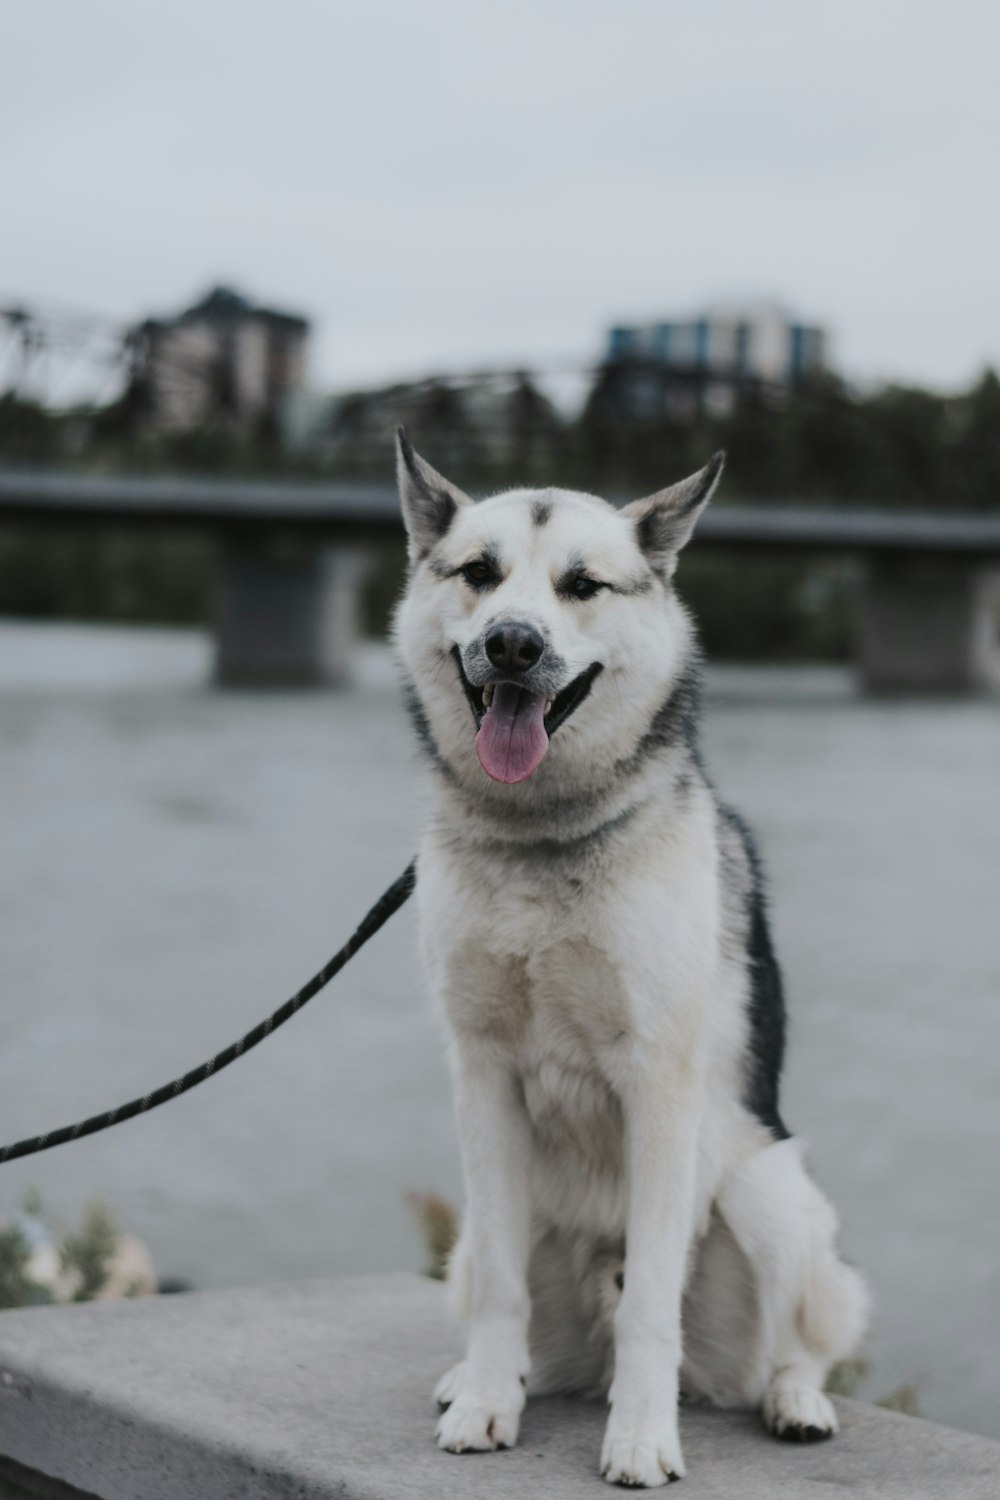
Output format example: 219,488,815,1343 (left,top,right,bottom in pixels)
125,287,309,437
603,301,828,419
283,370,563,478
